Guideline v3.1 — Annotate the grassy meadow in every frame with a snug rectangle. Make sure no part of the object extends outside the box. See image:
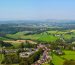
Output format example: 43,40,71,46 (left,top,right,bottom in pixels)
52,50,75,65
